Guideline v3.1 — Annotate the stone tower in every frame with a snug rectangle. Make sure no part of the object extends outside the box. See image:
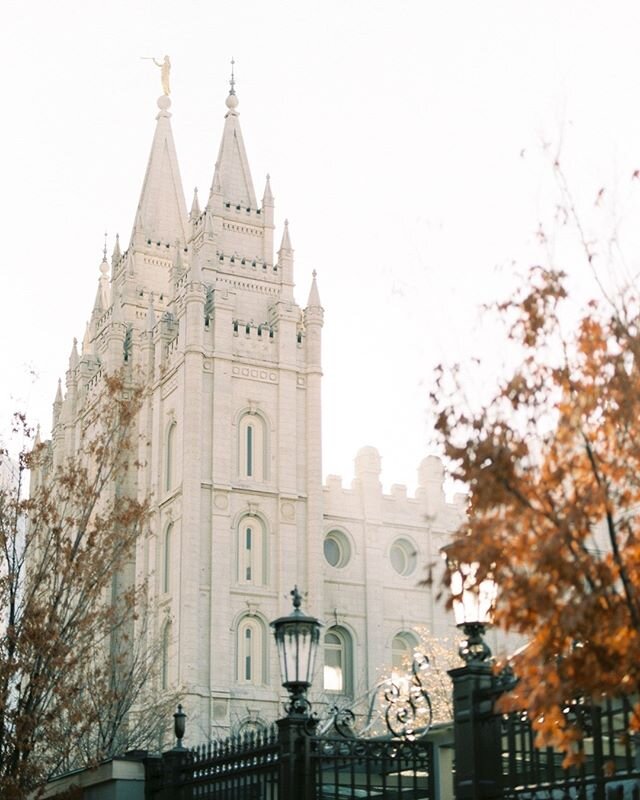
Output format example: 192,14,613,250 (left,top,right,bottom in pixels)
45,80,463,740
